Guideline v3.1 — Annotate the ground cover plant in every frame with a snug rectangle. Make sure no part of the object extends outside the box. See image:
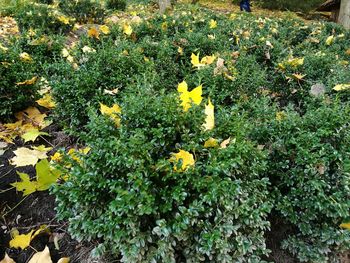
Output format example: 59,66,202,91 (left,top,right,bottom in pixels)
1,0,350,262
